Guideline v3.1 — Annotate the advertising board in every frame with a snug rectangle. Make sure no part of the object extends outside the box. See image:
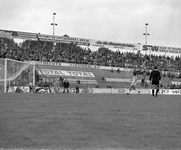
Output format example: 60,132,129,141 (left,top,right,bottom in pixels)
0,29,37,40
143,45,181,54
37,69,95,77
88,88,150,94
90,39,139,50
158,89,181,95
